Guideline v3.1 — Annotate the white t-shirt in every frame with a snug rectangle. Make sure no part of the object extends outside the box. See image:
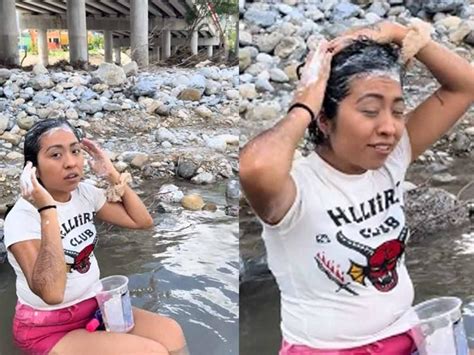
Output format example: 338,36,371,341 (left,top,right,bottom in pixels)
261,130,415,349
4,182,106,310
